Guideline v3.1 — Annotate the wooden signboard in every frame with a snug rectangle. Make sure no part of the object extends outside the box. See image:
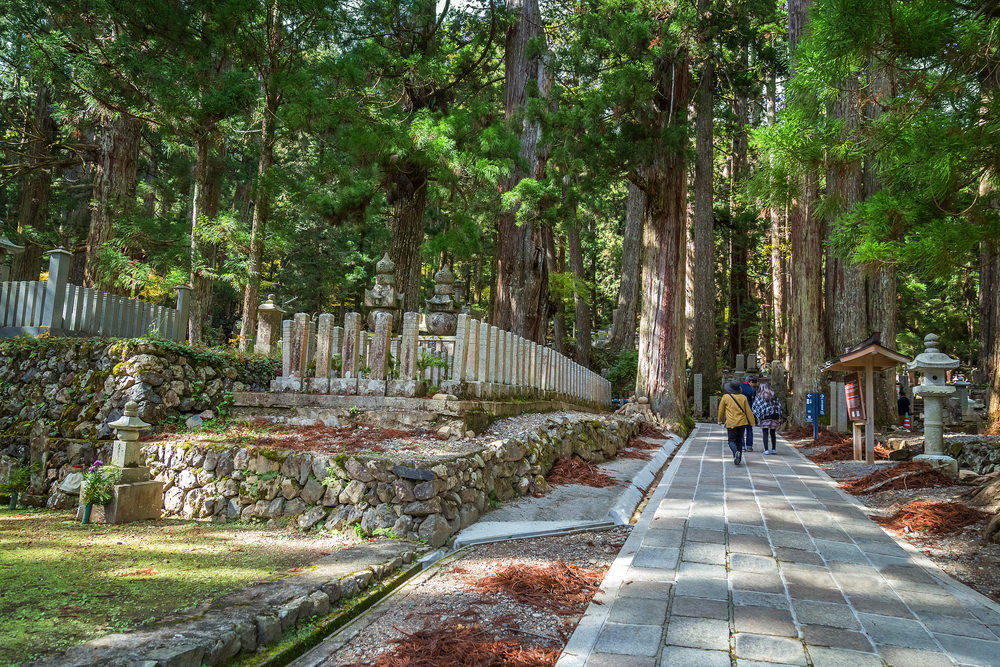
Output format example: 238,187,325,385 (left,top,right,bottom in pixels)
844,372,865,422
